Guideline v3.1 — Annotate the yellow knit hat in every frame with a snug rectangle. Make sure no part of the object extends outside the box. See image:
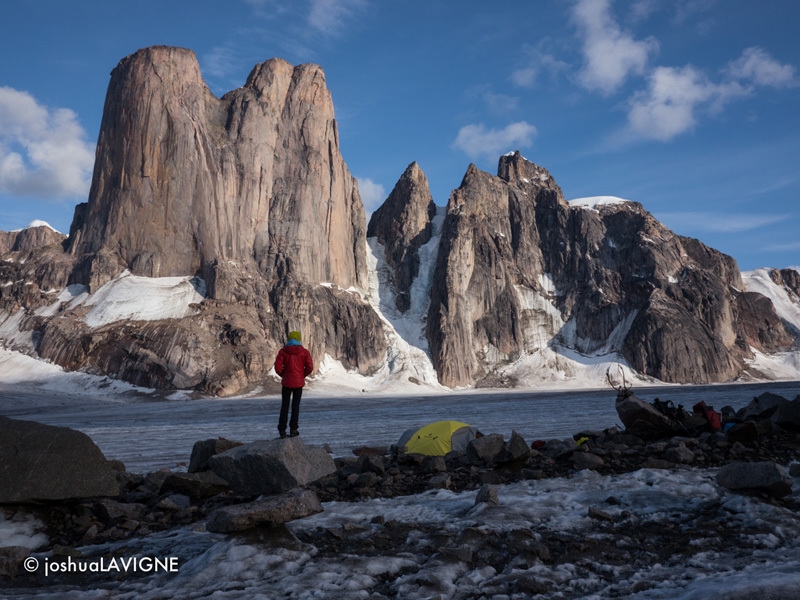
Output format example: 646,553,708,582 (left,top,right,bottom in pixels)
288,331,302,342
